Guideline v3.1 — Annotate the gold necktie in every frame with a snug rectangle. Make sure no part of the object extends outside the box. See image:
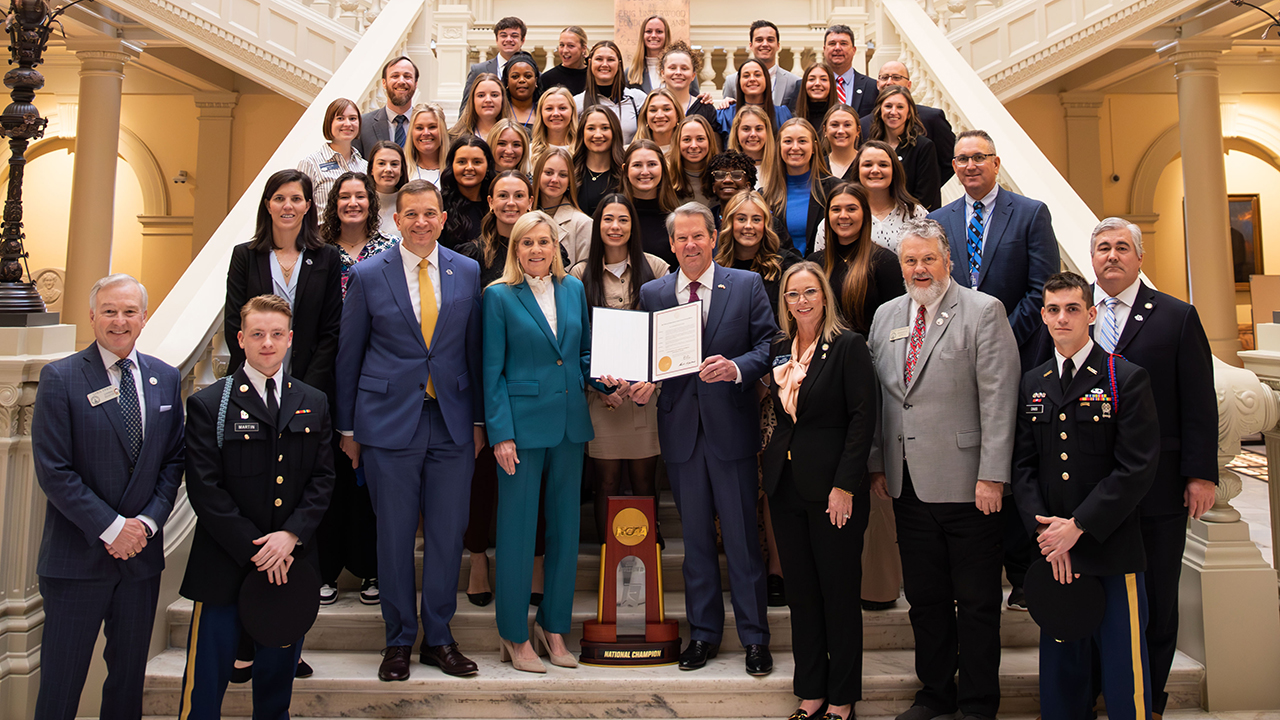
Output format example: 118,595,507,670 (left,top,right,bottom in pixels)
419,258,437,399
